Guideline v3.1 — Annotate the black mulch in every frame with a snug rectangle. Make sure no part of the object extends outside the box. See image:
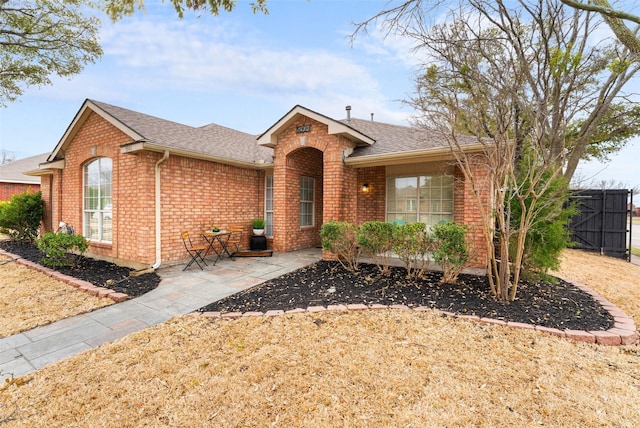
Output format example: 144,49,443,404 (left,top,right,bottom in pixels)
0,241,161,298
1,240,615,332
200,260,614,331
